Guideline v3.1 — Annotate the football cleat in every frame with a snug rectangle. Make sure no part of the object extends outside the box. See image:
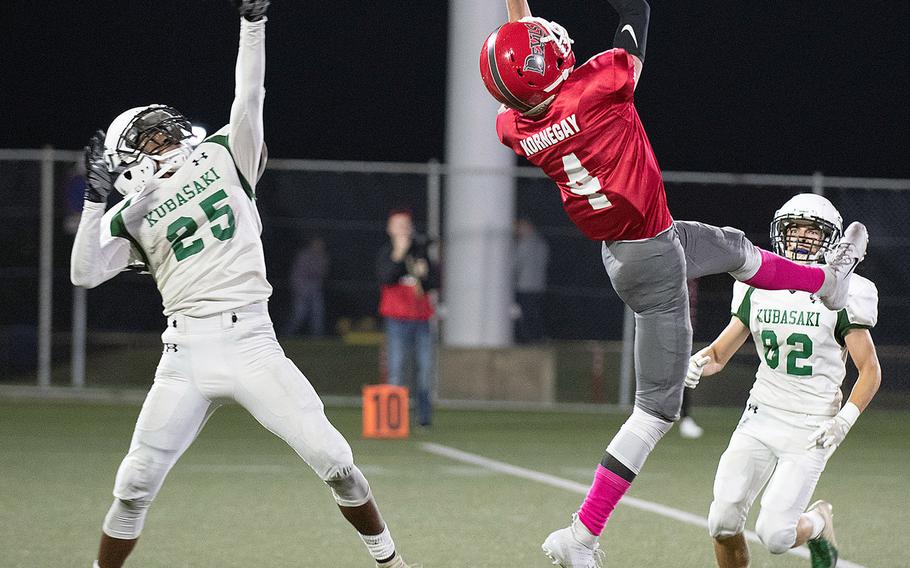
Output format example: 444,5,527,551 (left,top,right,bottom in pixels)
806,500,838,568
815,222,868,311
542,515,604,568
